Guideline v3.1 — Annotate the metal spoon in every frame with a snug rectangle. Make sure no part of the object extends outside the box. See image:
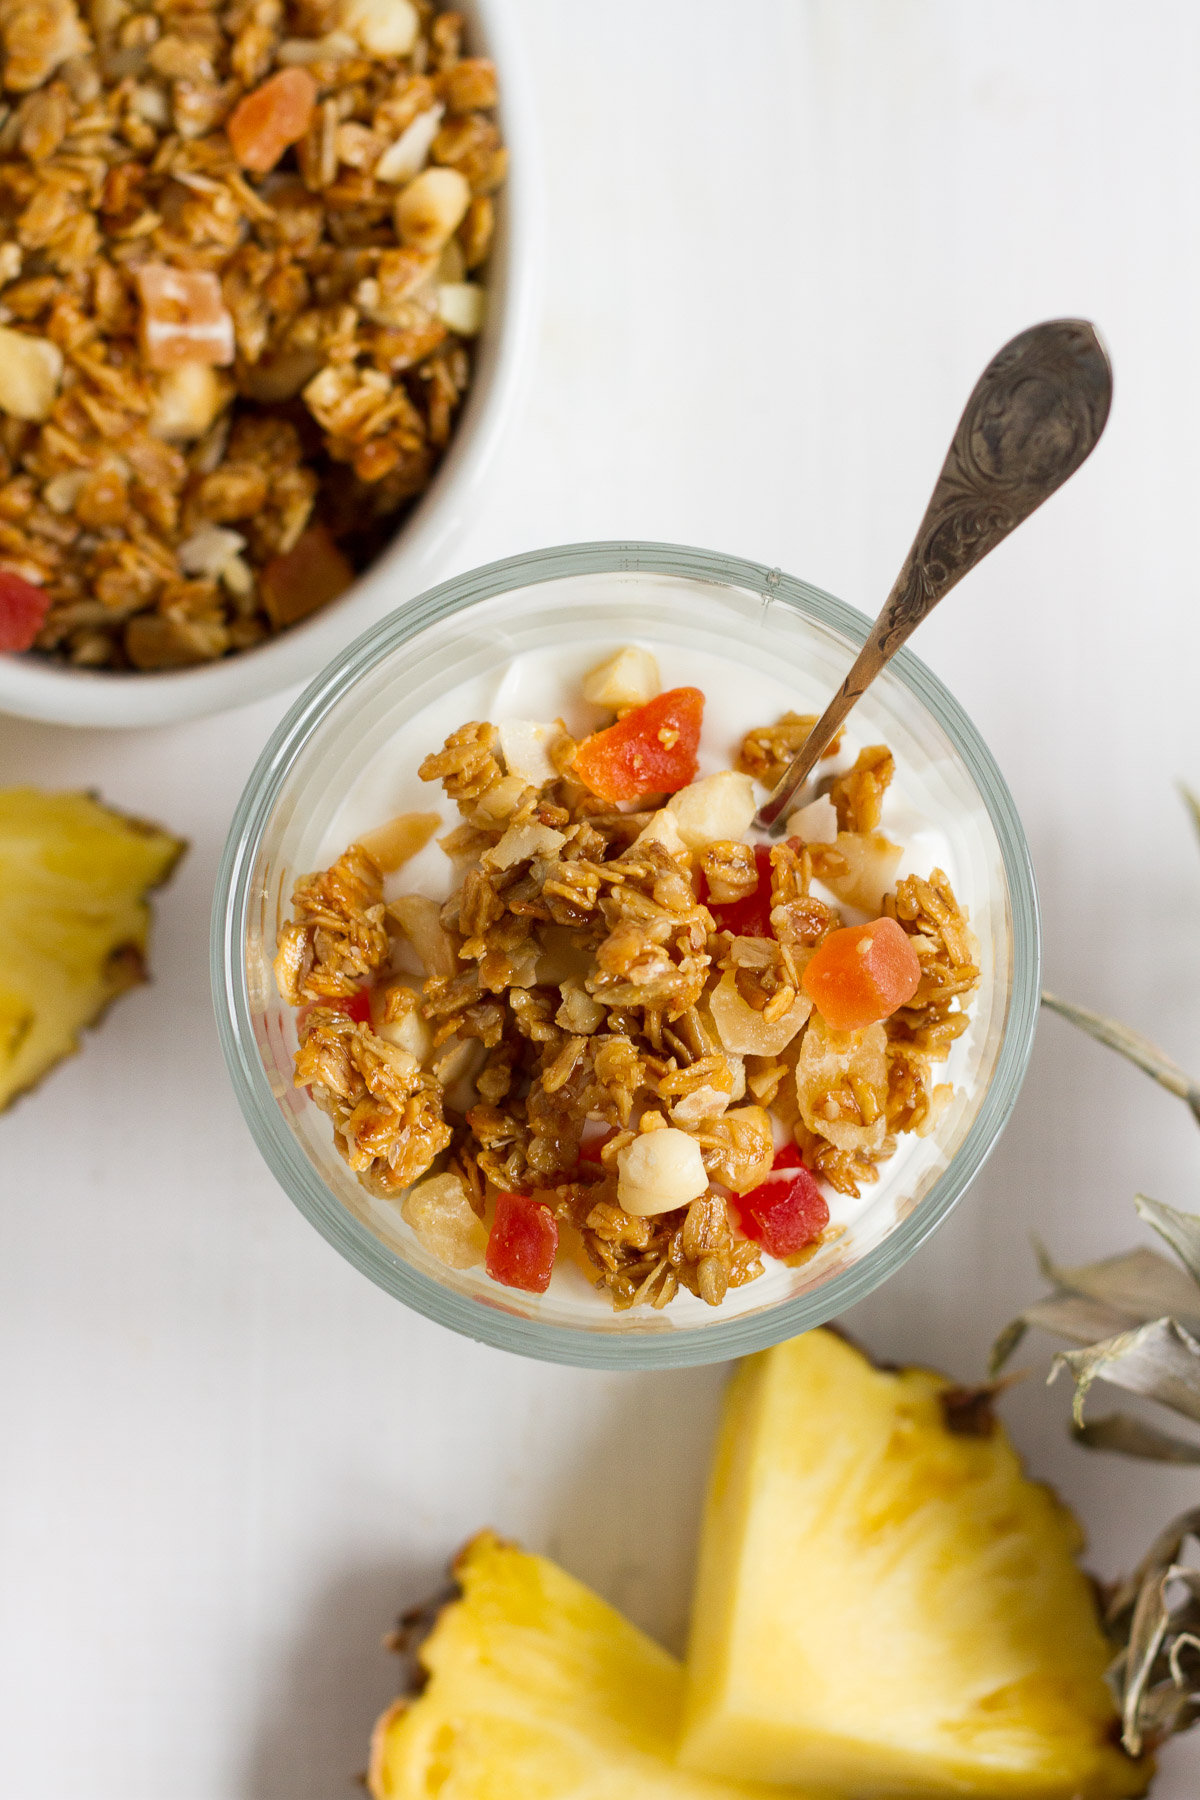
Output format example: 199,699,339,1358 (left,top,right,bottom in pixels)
754,318,1113,831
